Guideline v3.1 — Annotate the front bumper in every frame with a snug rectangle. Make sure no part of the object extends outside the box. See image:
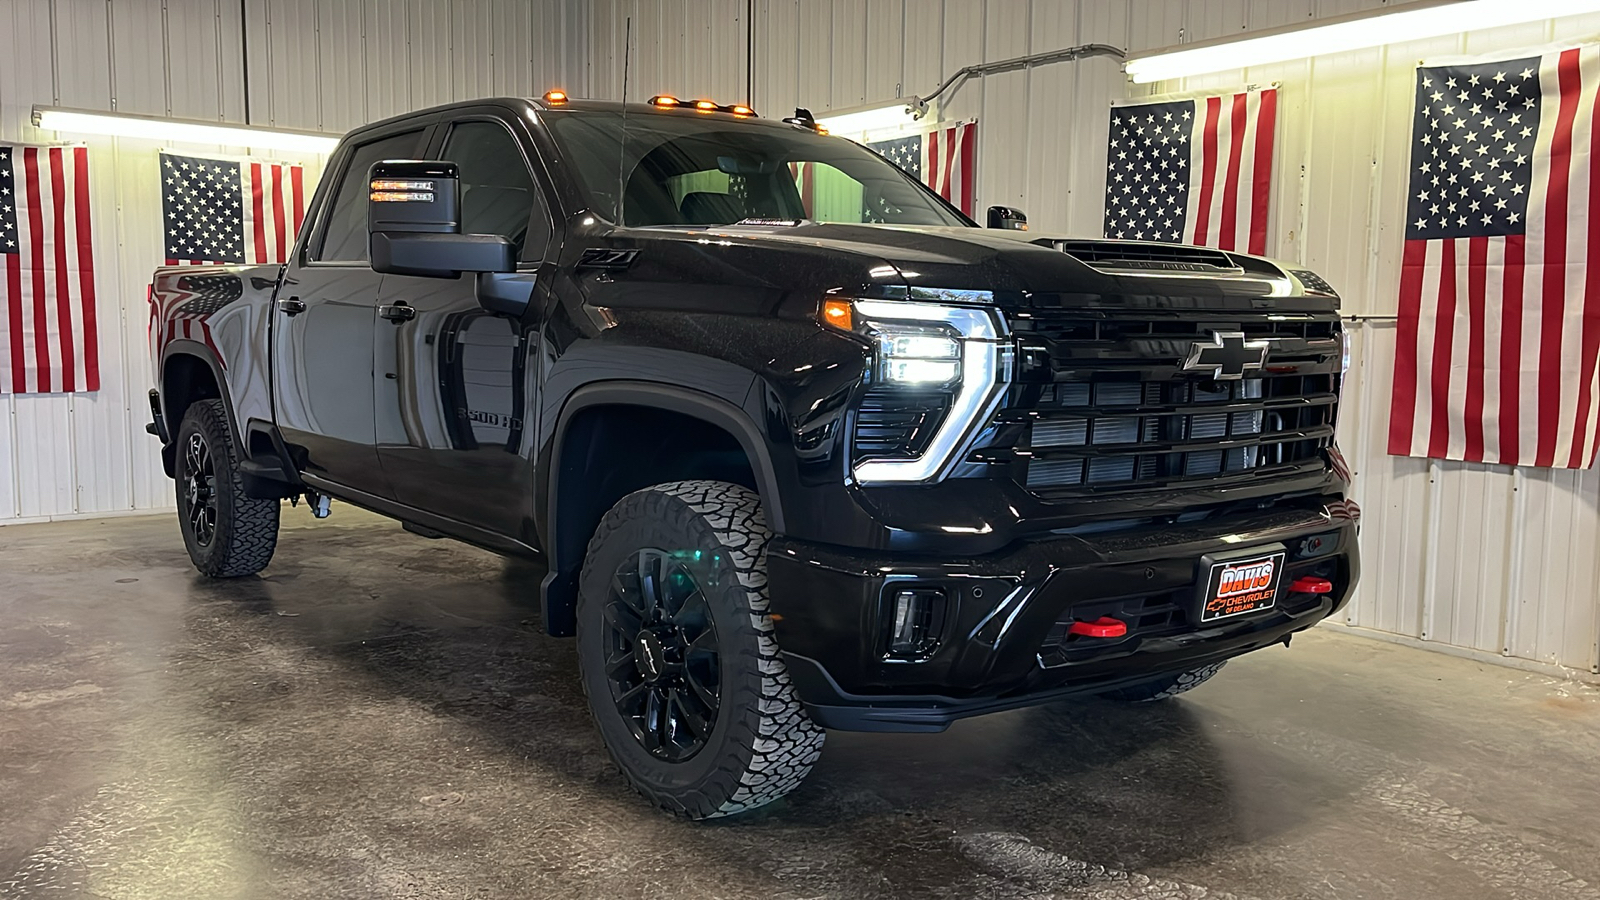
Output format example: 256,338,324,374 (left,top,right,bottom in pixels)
767,497,1359,732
